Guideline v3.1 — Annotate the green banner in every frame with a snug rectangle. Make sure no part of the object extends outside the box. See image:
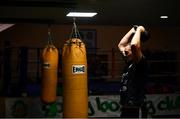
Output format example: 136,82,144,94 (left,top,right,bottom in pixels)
5,94,180,117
